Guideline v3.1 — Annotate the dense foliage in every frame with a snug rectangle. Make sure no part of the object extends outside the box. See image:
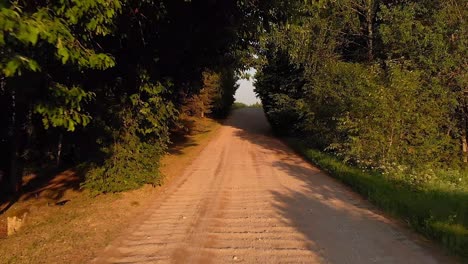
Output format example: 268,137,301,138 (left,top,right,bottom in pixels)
0,0,283,193
255,0,467,256
0,0,466,257
256,0,467,183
